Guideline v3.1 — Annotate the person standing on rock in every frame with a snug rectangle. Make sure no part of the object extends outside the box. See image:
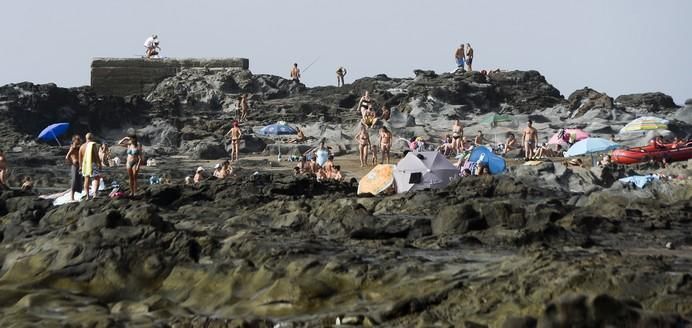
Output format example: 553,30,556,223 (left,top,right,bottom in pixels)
118,134,143,197
379,126,392,164
290,63,301,82
239,94,250,121
65,135,82,201
454,44,466,70
224,121,242,162
0,149,7,189
78,133,102,200
144,34,160,58
452,120,464,153
466,43,474,71
522,120,538,161
355,124,371,167
358,91,372,117
336,67,347,87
